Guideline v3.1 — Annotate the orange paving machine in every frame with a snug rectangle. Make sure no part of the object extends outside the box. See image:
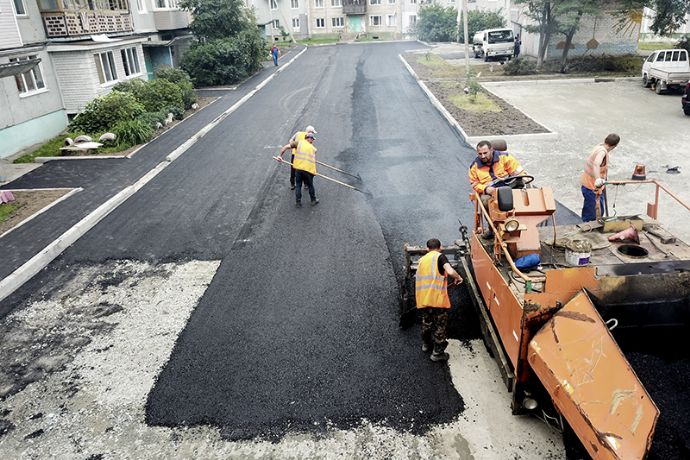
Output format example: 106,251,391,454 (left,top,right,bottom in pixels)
401,168,690,459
